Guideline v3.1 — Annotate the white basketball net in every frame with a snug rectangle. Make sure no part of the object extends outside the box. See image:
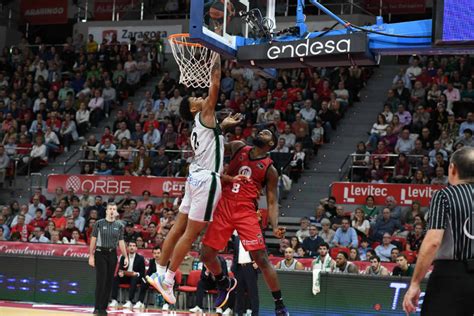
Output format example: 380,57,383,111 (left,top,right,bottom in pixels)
168,34,219,89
